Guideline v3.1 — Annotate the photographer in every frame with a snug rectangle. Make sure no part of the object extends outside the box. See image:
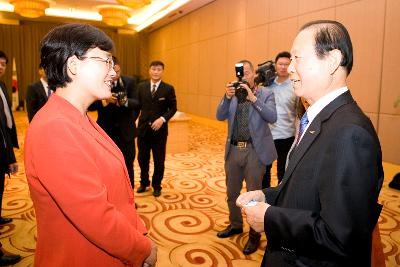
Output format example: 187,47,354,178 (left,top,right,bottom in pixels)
262,51,298,188
88,56,139,187
216,59,277,255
